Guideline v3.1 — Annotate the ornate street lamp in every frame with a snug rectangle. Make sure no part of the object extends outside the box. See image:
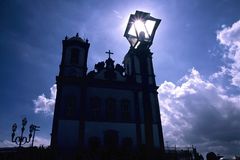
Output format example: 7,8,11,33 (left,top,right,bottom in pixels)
123,11,165,155
29,124,40,147
11,117,39,147
124,10,161,49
